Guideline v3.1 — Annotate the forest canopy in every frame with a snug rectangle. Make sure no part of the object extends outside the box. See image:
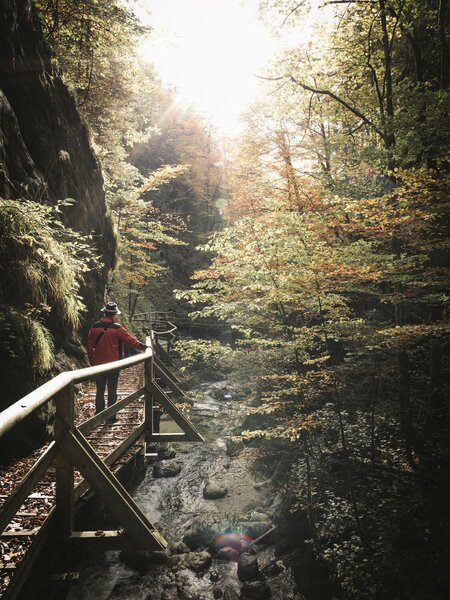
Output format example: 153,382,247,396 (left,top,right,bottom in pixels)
174,1,450,598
